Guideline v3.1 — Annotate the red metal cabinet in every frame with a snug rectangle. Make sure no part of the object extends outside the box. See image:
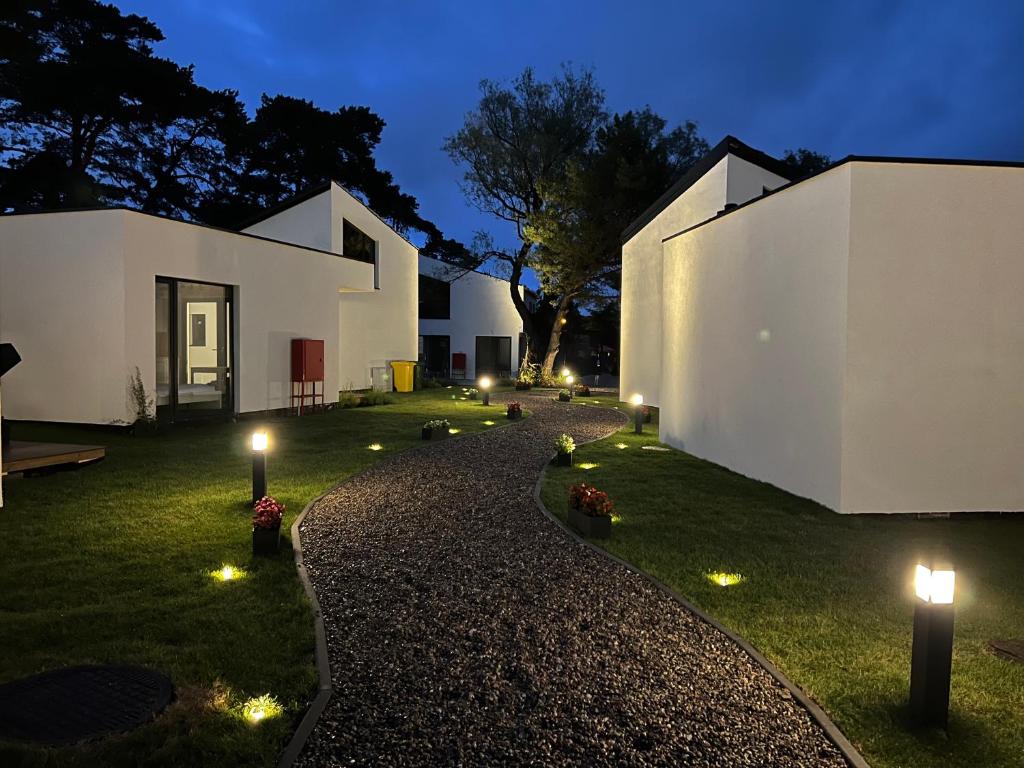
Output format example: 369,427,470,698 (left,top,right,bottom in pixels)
291,339,324,382
290,339,324,415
